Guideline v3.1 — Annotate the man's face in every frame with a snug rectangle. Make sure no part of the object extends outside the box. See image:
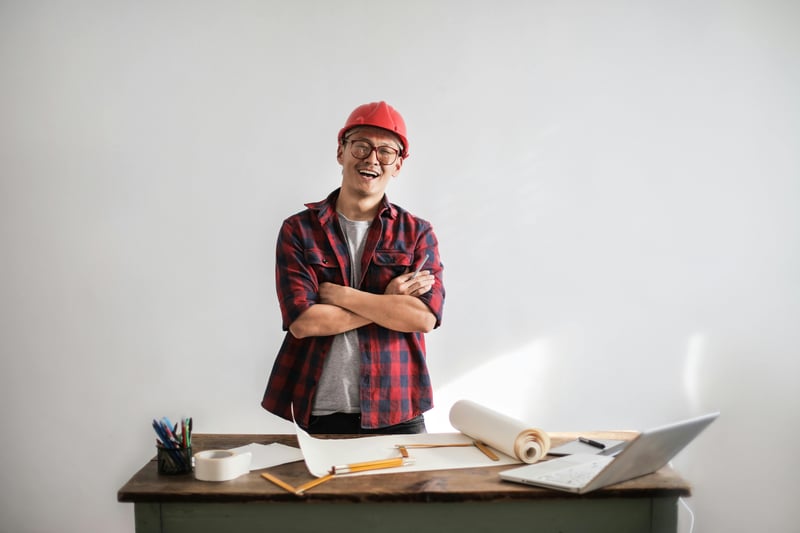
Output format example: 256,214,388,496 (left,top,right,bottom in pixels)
337,126,404,198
